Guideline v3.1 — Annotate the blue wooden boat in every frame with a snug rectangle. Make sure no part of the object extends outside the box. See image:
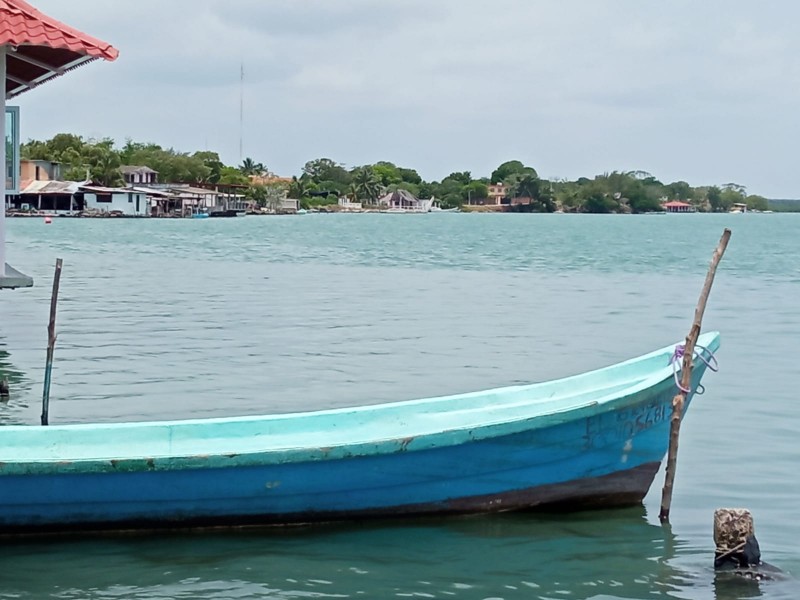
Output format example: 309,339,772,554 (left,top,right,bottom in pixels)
0,332,720,534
